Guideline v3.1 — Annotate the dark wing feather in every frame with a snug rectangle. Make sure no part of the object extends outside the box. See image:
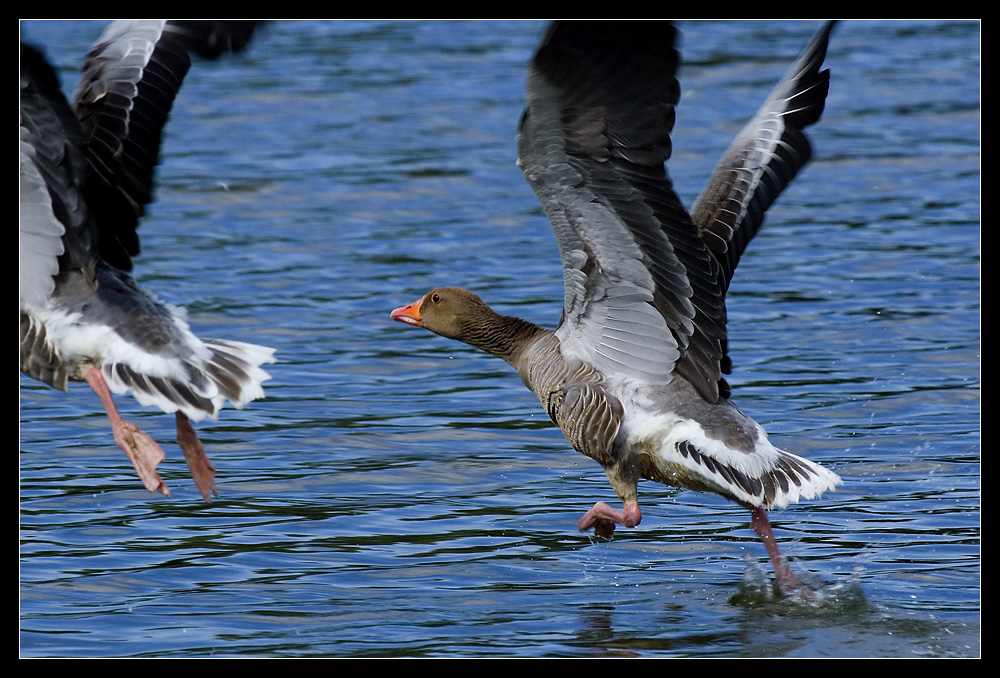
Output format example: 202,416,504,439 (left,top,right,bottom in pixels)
691,21,834,294
72,20,260,271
